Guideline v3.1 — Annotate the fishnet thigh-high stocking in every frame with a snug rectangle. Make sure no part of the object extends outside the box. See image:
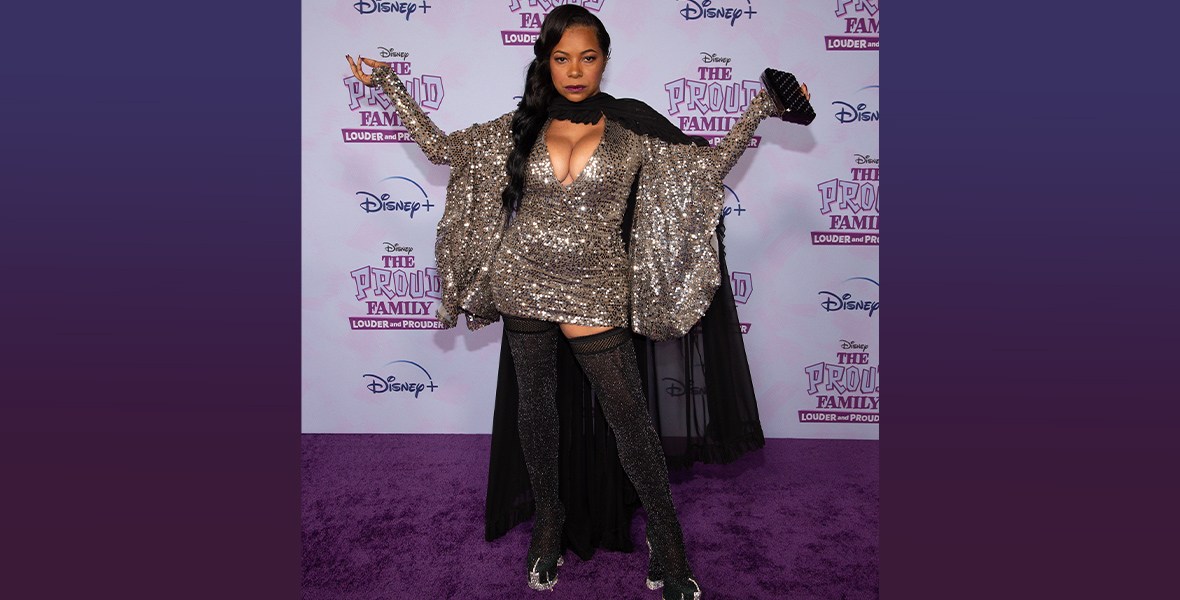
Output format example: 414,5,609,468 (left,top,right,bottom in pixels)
567,328,700,599
503,315,565,589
